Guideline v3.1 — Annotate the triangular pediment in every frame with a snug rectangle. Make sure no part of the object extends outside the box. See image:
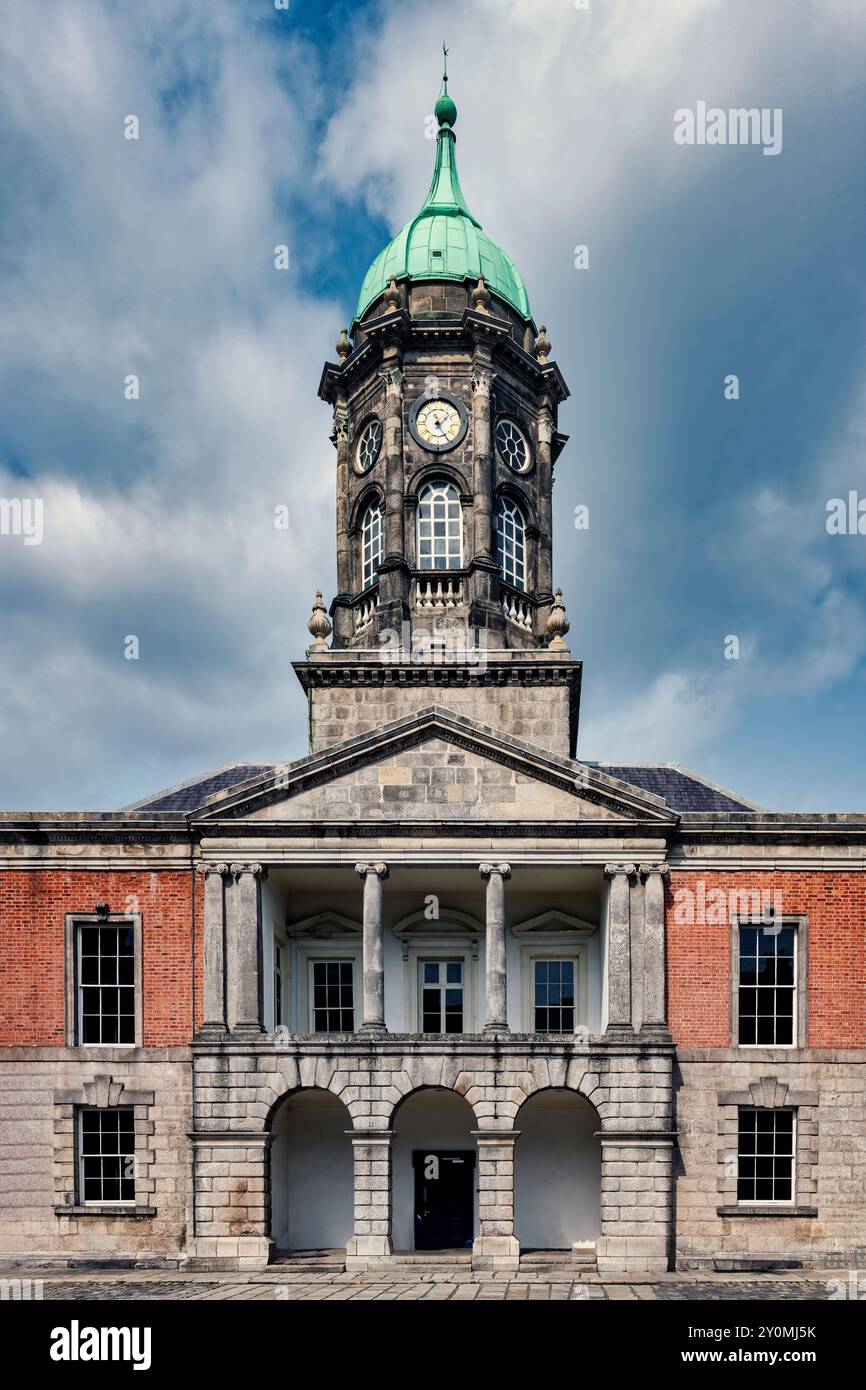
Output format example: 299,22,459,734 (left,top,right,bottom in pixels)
511,909,597,938
192,707,675,827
